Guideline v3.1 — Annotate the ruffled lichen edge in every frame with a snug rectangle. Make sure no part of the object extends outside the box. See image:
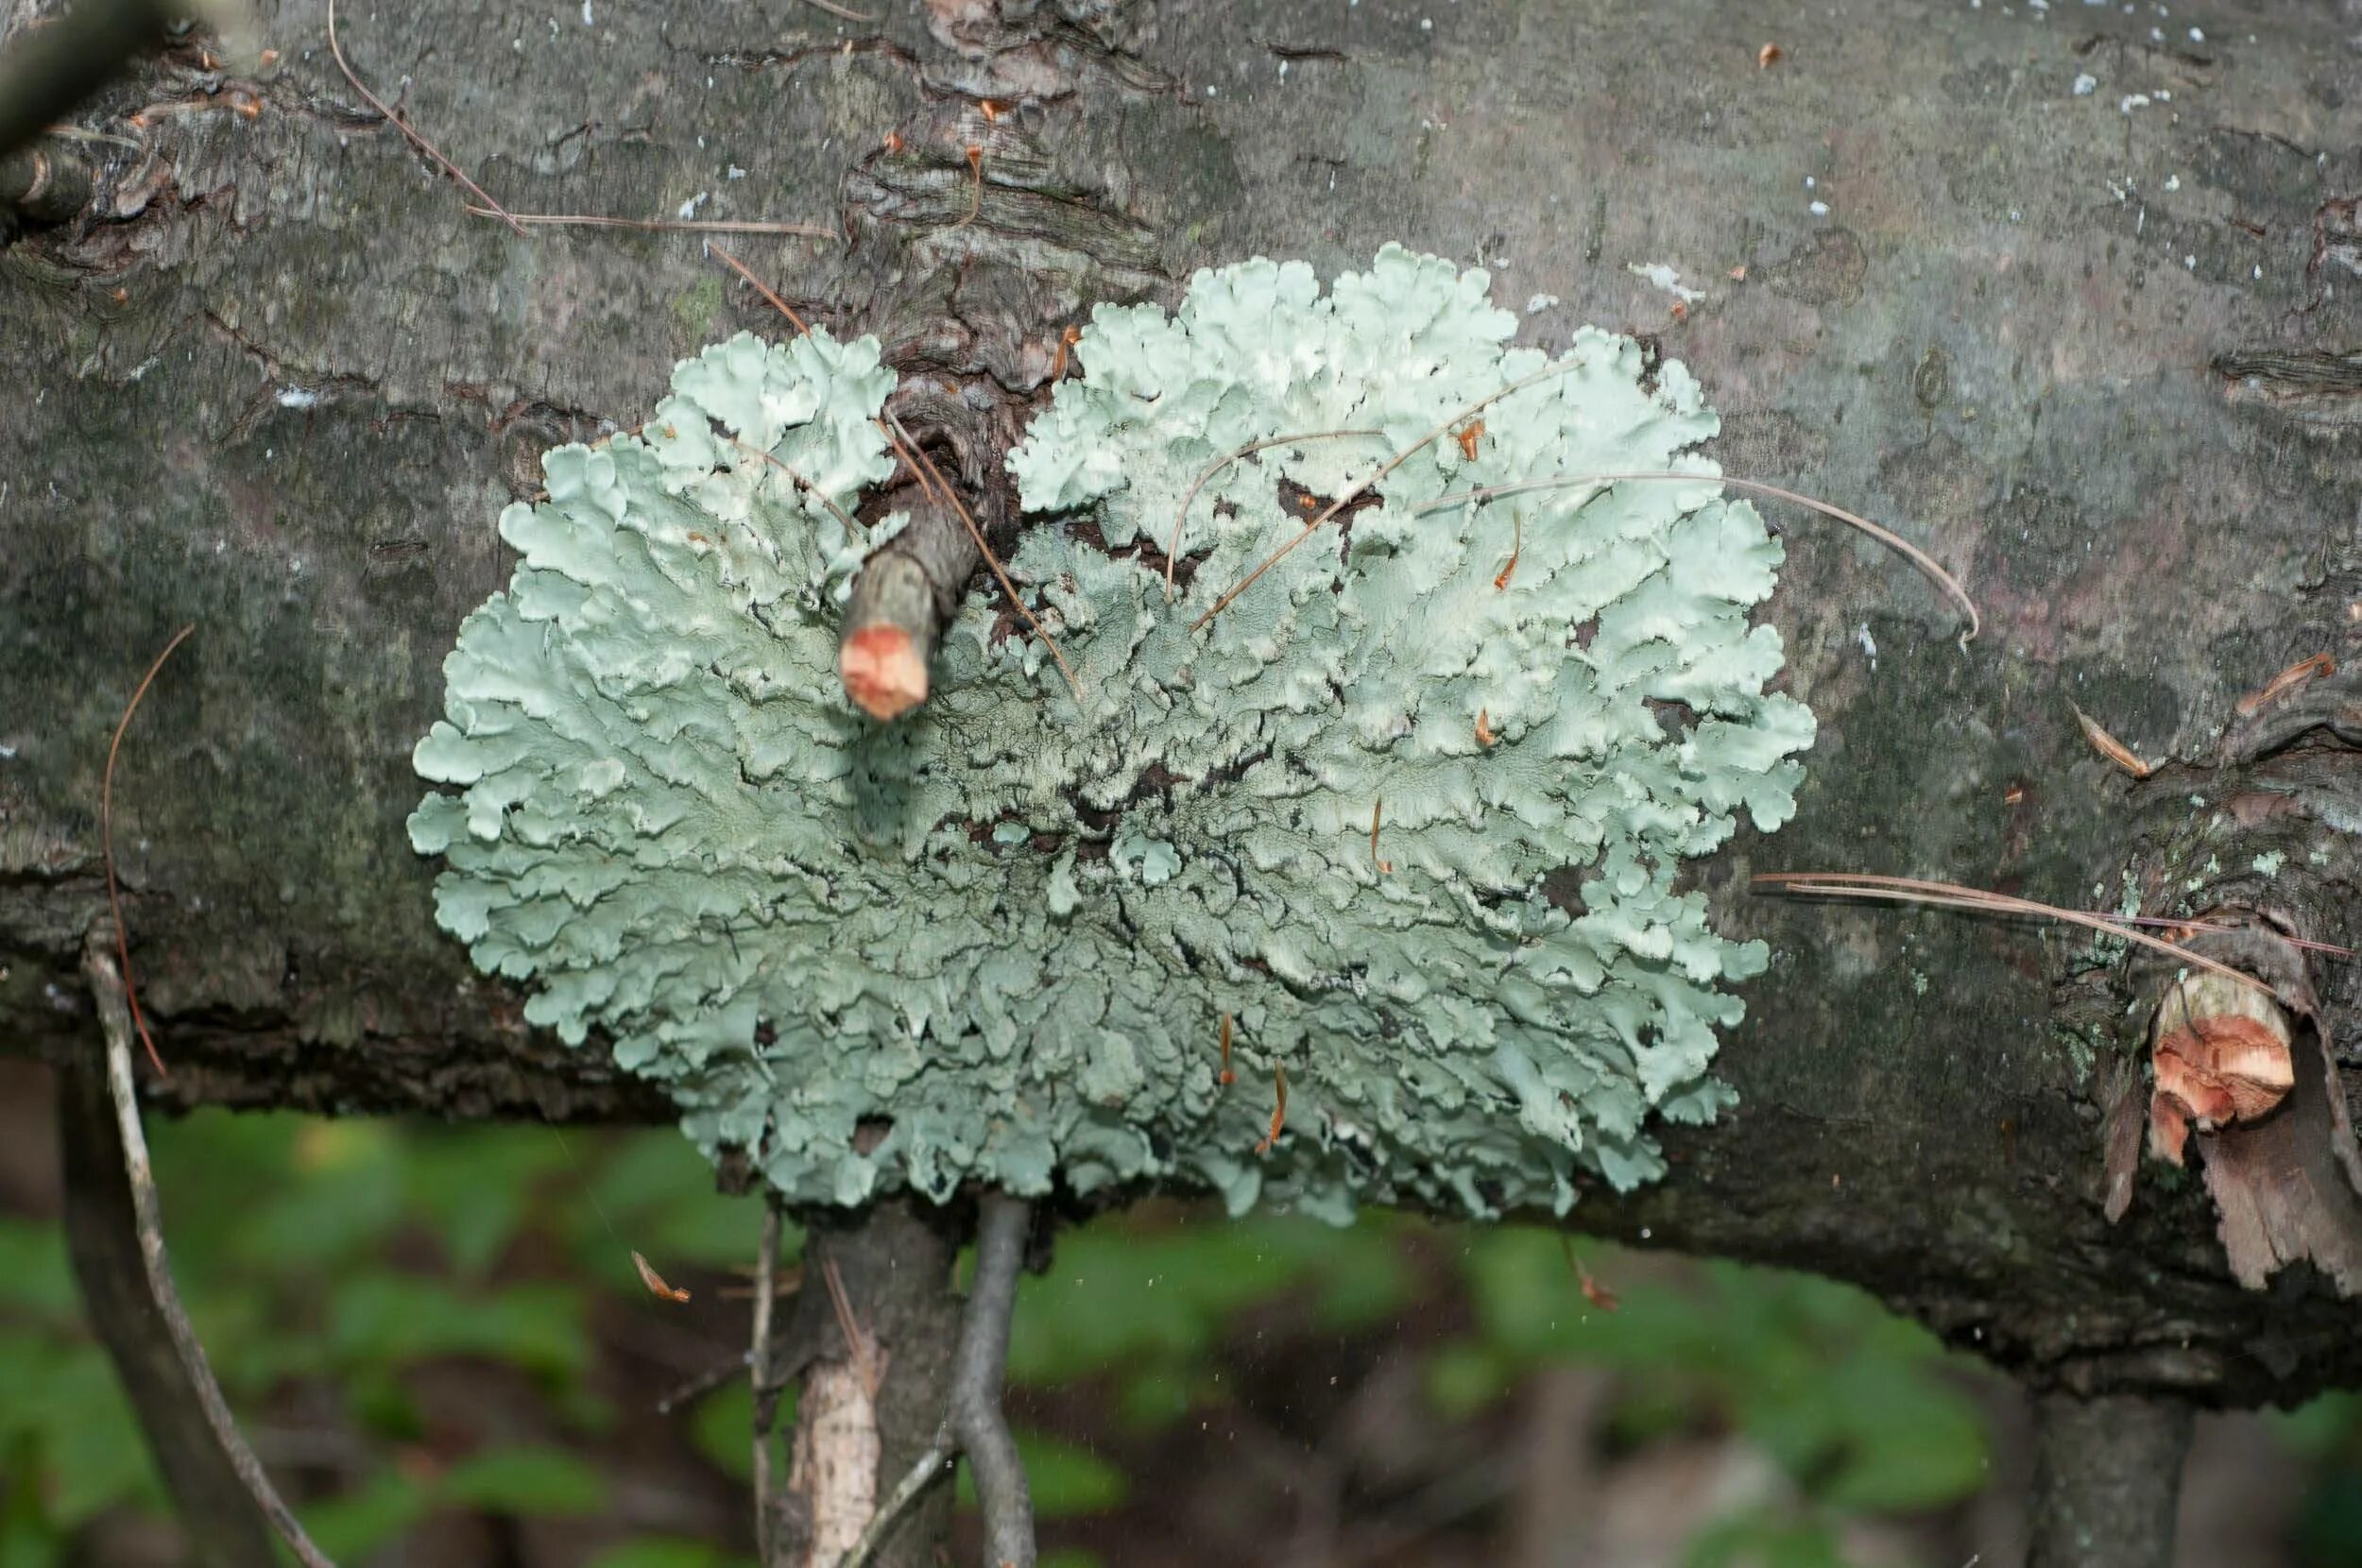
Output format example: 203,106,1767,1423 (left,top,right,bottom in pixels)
409,247,1813,1221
